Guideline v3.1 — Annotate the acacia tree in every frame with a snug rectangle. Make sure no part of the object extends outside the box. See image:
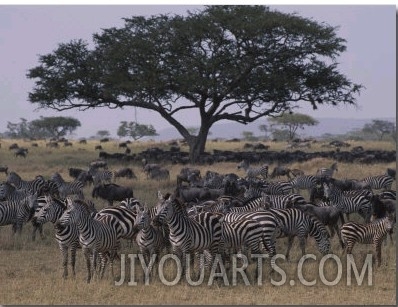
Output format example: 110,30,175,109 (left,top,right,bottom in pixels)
27,5,362,162
29,116,81,139
269,113,318,140
117,121,158,140
362,120,395,141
